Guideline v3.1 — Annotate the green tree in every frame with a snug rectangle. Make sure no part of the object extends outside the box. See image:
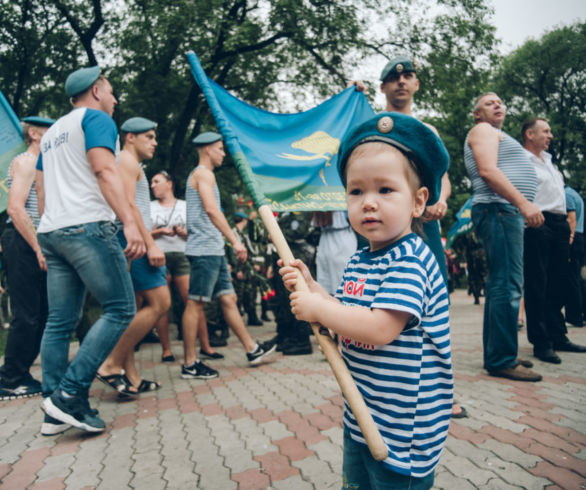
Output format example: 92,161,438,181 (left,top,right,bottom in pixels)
494,23,586,194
